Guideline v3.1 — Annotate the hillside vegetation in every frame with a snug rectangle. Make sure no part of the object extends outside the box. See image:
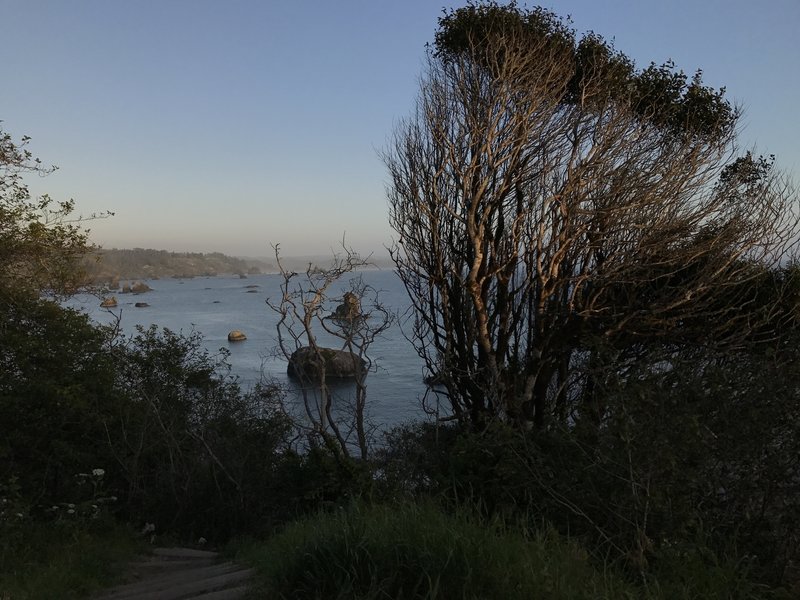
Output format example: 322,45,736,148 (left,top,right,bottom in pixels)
82,248,273,284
